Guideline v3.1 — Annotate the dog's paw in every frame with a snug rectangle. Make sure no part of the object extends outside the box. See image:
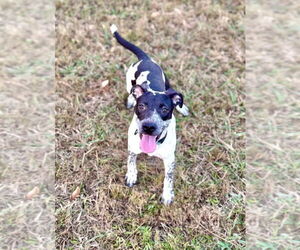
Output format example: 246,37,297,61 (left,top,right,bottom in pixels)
176,104,189,116
125,175,137,187
161,191,174,205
